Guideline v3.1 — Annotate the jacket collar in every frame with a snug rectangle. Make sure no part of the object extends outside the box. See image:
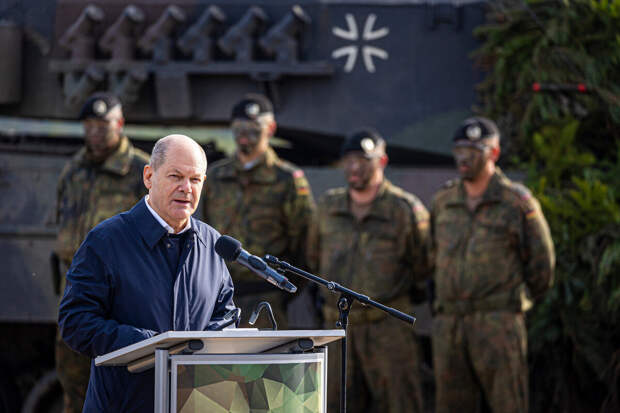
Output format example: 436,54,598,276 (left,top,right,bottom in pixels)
130,198,207,249
446,167,506,206
76,136,134,176
327,179,394,221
